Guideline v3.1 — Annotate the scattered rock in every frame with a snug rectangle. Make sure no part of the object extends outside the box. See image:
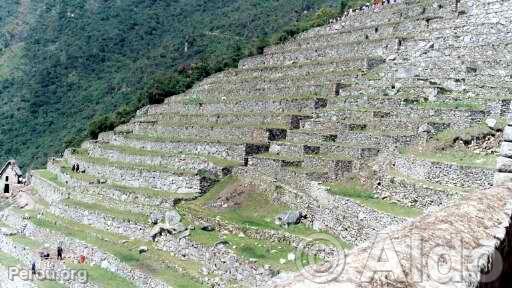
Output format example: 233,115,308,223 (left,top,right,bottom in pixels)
149,212,163,225
486,118,497,130
0,227,17,236
275,211,305,227
165,210,182,225
201,224,215,232
214,240,230,247
279,258,286,264
418,124,434,134
138,246,148,254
